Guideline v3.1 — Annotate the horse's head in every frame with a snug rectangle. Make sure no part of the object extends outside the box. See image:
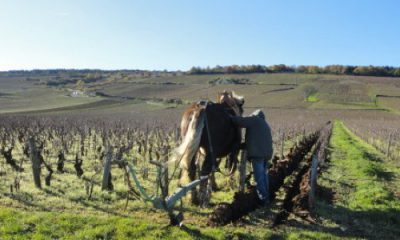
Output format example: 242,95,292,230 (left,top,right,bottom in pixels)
218,90,245,116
